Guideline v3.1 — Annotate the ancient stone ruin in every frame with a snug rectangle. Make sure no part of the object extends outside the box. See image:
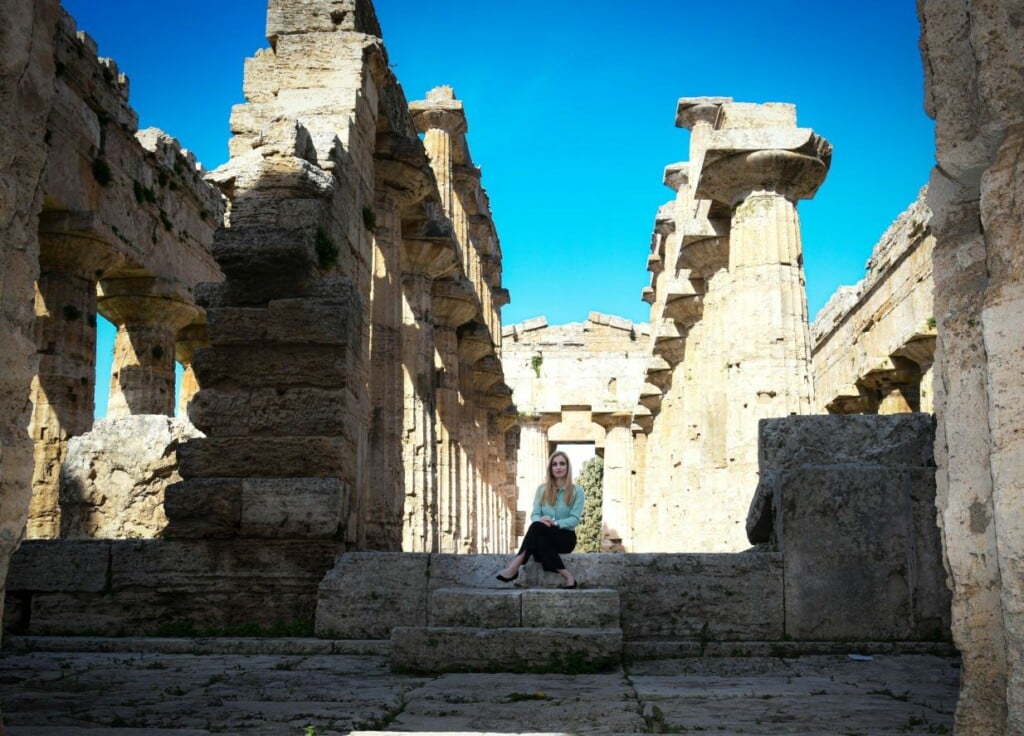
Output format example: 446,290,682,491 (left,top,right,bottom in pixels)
0,0,1022,733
